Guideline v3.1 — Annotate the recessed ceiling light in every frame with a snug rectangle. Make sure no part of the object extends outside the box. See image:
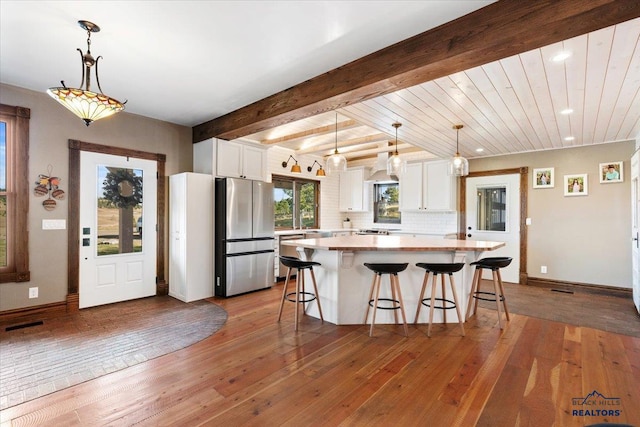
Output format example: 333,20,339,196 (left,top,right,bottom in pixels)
475,148,484,153
560,108,574,115
552,51,572,62
564,136,575,141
